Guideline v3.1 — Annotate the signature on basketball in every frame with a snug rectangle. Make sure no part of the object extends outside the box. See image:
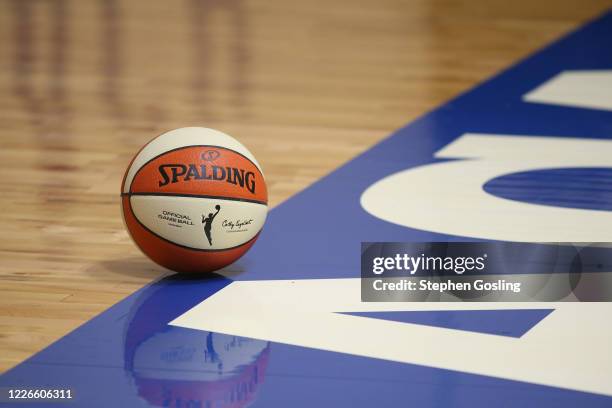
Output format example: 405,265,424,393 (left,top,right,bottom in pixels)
222,218,253,232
